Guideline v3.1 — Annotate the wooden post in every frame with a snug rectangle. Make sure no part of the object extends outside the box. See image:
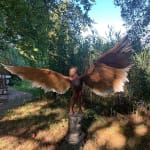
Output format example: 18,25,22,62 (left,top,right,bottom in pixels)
66,113,85,150
0,70,10,101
